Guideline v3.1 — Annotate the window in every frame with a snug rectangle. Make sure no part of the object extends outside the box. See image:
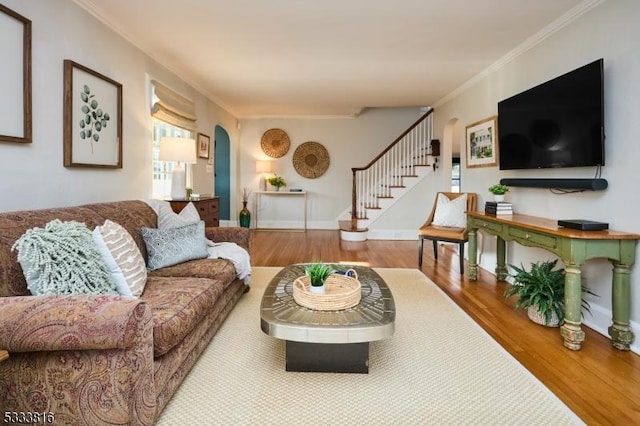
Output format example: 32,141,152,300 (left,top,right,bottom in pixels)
151,119,193,198
149,79,197,199
451,157,461,192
